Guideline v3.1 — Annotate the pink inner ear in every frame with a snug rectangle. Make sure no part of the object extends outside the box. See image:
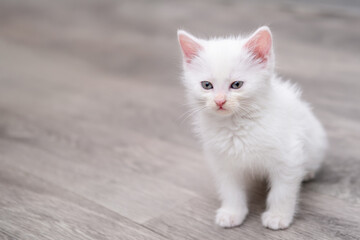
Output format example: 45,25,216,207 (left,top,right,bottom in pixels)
245,29,272,63
178,33,203,64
